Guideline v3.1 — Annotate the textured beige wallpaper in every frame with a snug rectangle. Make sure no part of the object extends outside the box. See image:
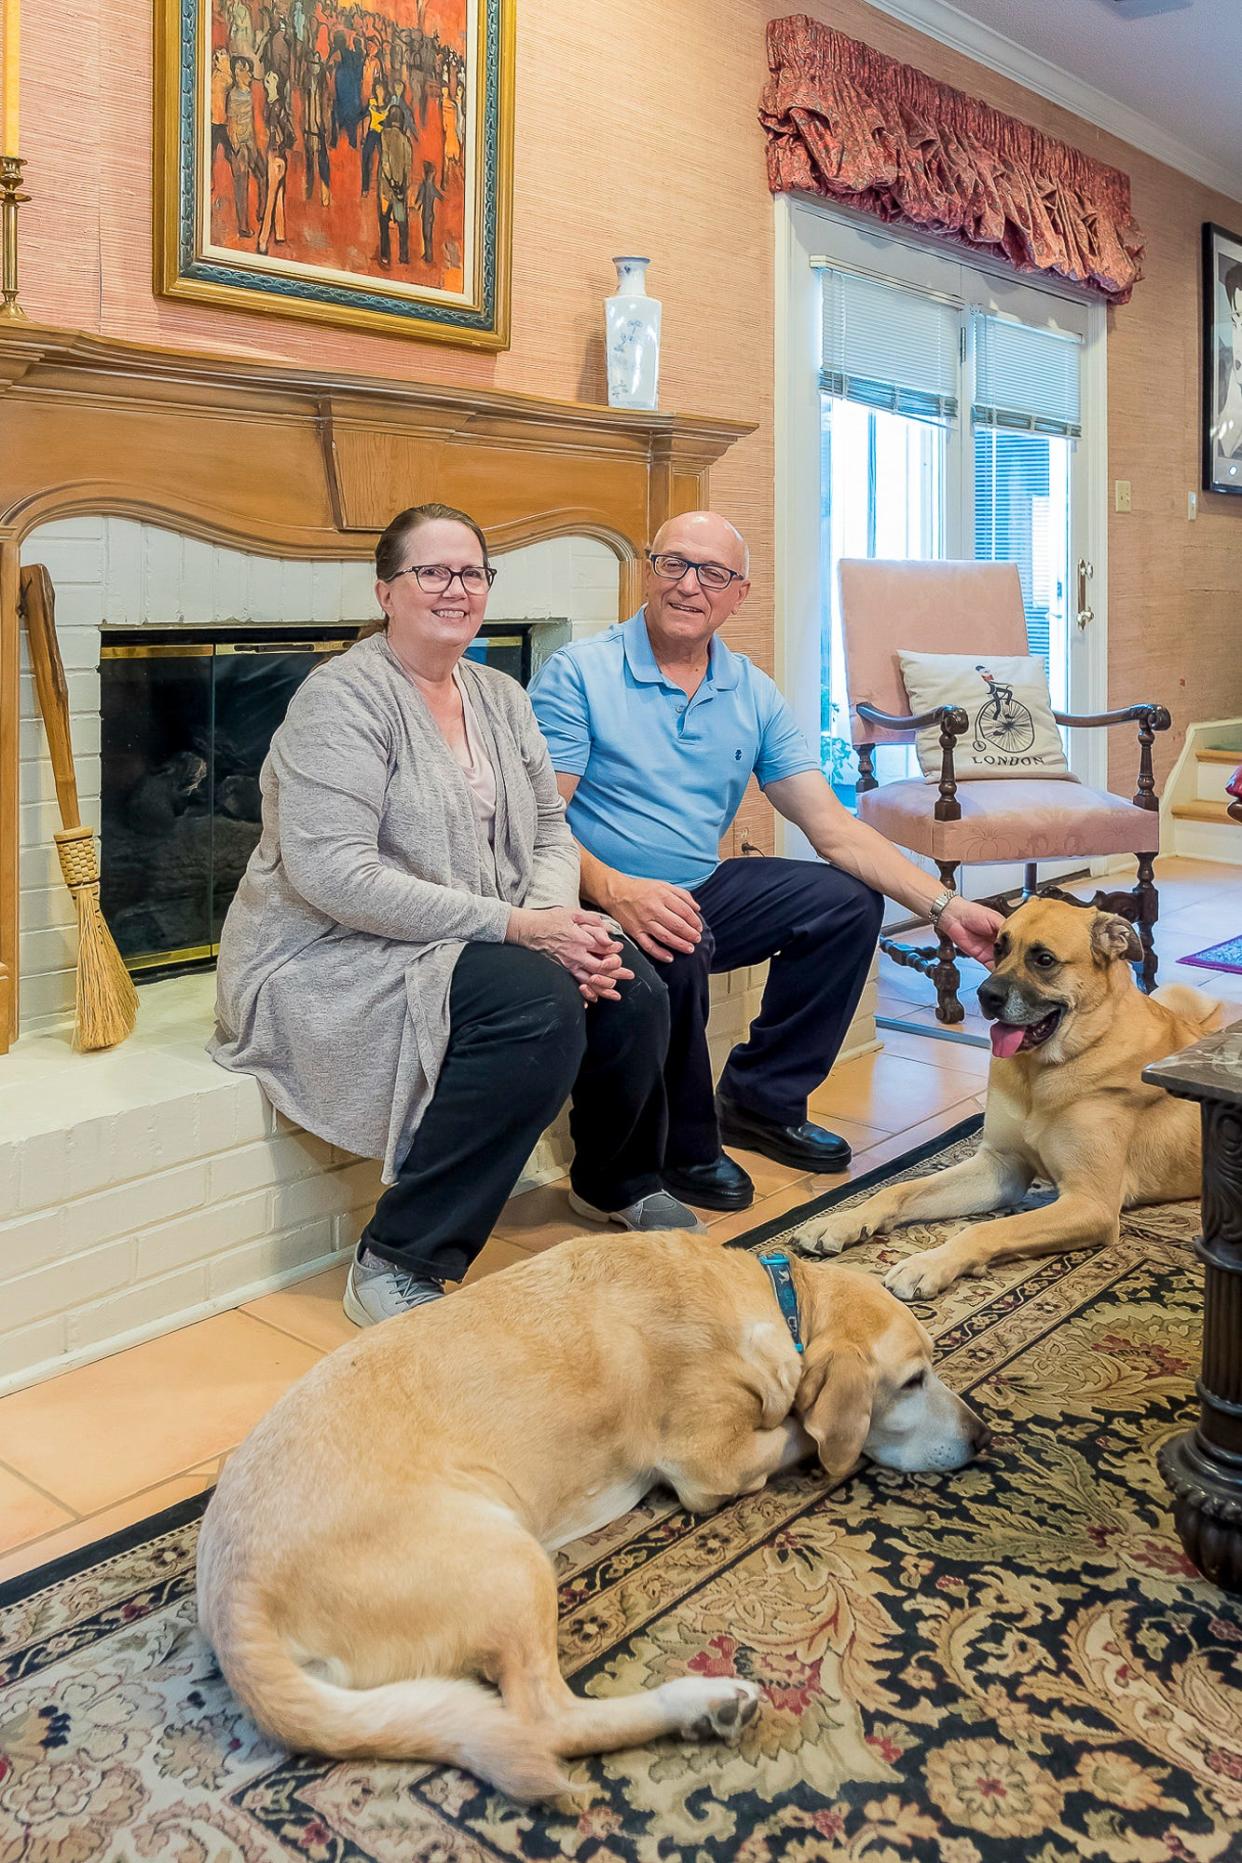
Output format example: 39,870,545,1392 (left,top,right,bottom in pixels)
18,0,1242,796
